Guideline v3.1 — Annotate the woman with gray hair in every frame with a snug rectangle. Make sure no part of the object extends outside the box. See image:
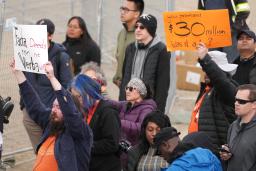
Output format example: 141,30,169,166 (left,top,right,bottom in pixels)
110,77,157,170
